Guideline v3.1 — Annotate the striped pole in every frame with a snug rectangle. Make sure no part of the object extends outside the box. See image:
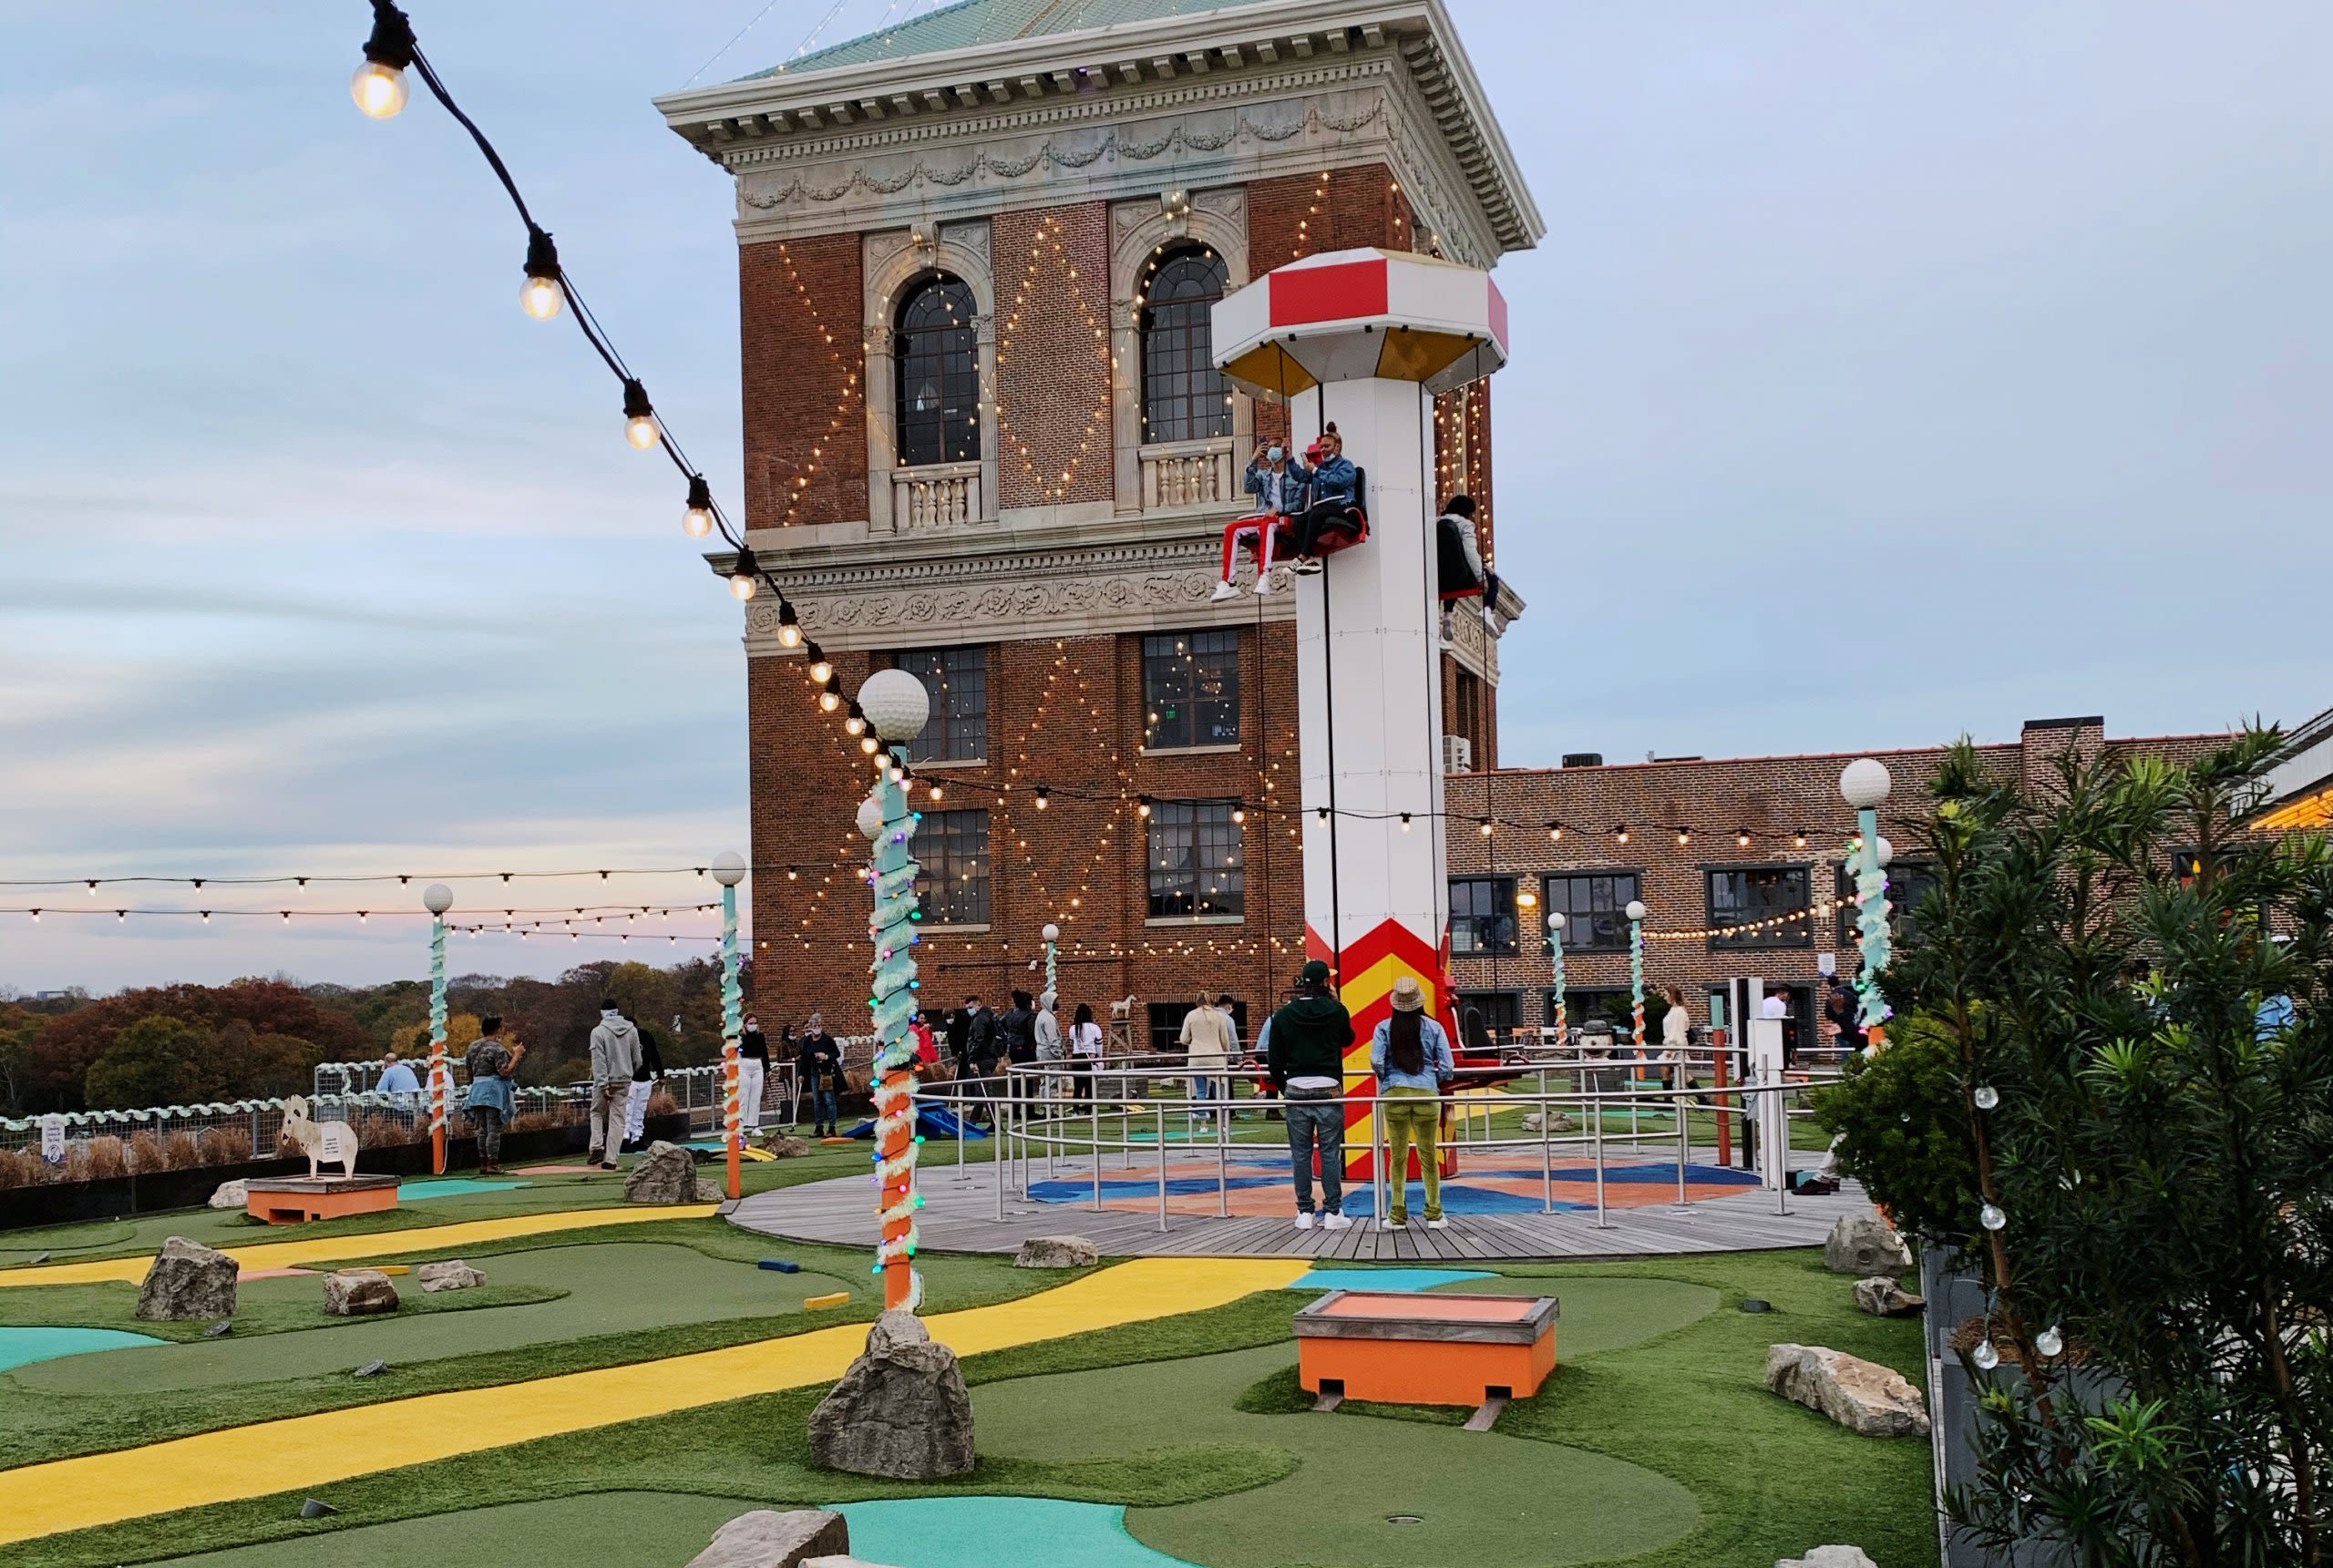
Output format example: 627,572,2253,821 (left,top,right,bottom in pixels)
864,765,925,1312
716,866,744,1201
424,884,452,1174
1626,899,1648,1055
